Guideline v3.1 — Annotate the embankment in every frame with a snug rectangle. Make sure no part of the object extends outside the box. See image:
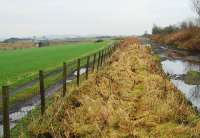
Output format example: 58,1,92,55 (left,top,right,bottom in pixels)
150,27,200,51
27,38,200,137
